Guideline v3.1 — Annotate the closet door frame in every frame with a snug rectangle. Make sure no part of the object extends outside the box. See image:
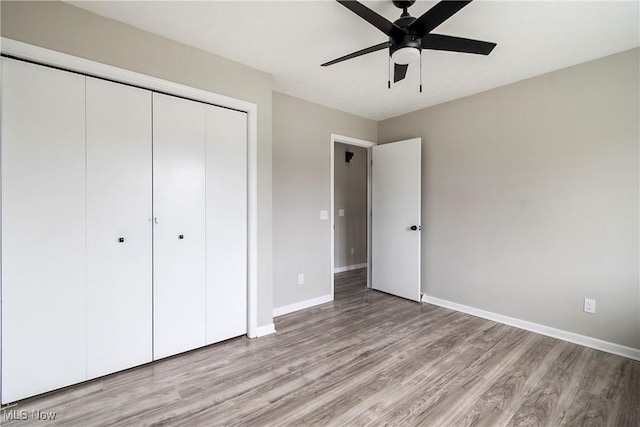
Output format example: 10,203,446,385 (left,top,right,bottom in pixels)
0,40,260,342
